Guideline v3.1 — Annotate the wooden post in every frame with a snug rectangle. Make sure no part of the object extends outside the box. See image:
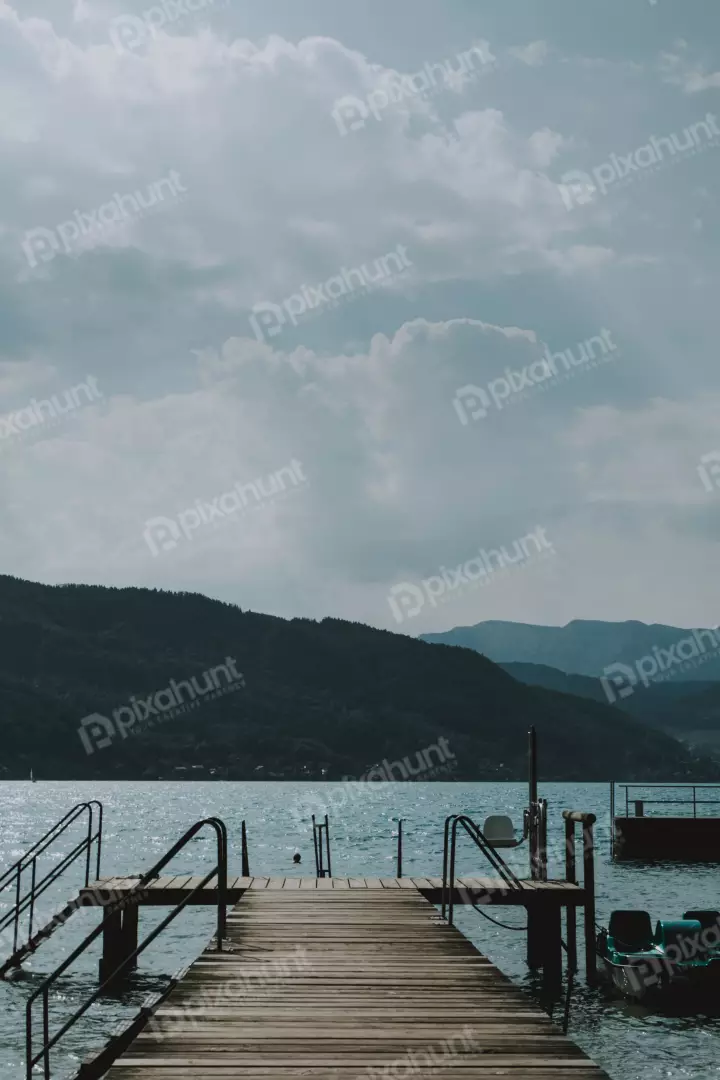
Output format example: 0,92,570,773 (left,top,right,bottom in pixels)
542,903,563,995
121,902,139,974
583,817,597,983
563,811,597,984
99,900,140,986
241,820,250,877
526,904,544,968
539,799,548,882
565,817,577,974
